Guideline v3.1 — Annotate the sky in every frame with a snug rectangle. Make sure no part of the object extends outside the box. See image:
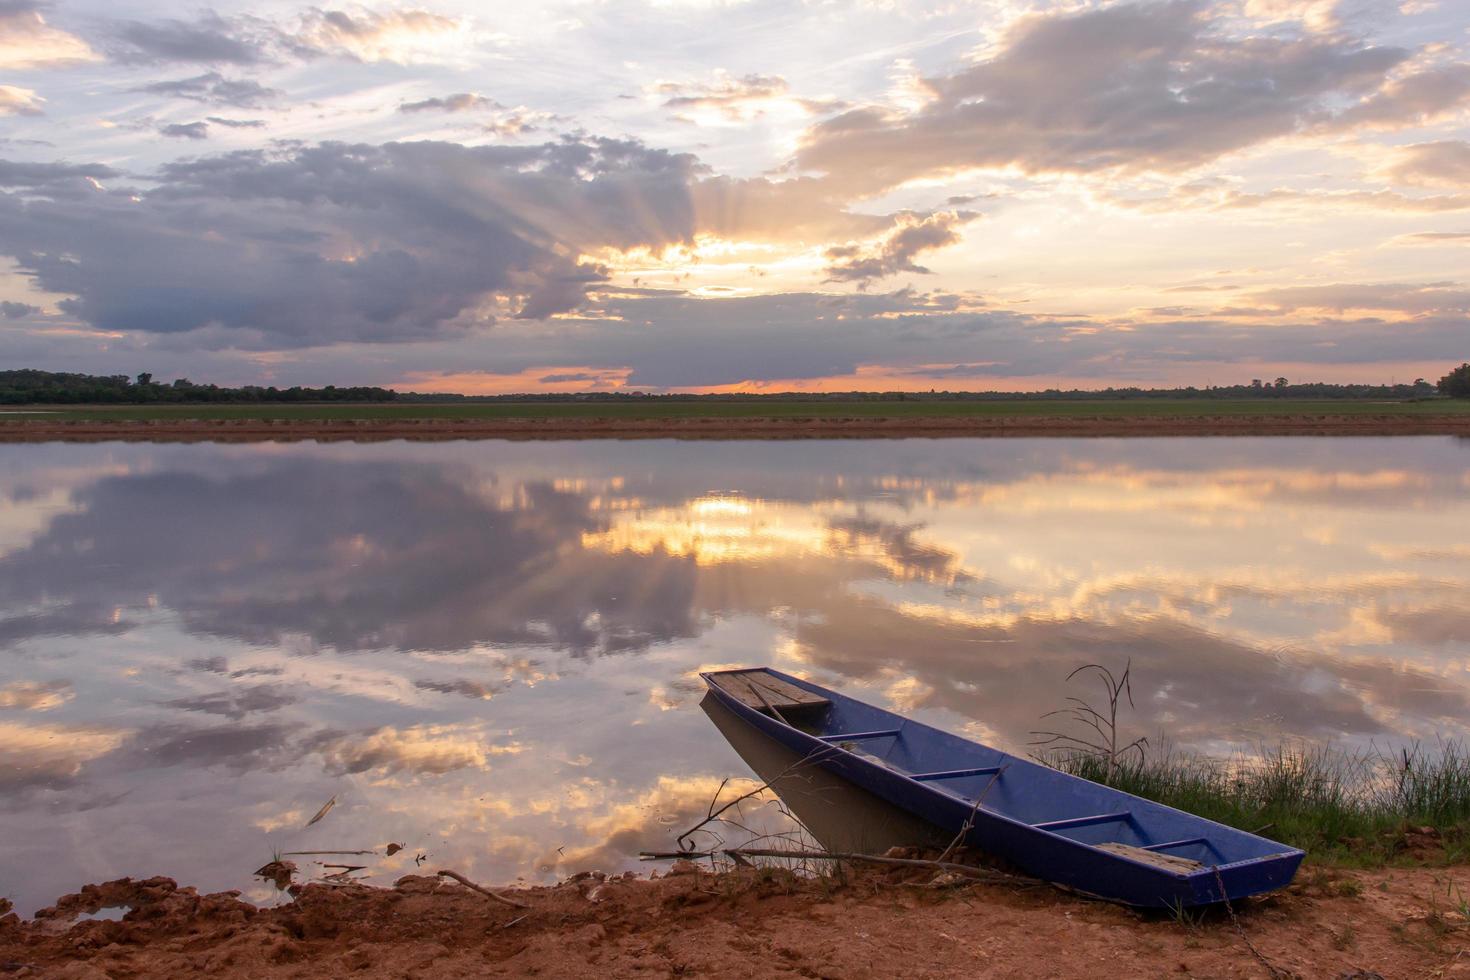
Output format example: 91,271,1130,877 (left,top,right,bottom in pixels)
1,0,1469,393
